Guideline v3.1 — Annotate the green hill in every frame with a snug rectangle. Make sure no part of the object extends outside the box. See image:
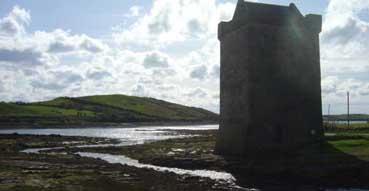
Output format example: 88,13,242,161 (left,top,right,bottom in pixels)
0,94,218,128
